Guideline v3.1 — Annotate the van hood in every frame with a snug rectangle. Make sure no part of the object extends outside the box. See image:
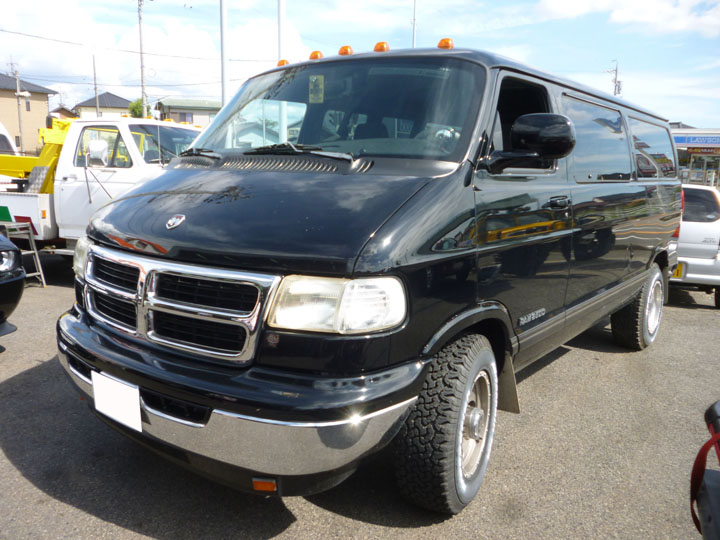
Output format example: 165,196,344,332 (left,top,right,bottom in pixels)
88,167,433,274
